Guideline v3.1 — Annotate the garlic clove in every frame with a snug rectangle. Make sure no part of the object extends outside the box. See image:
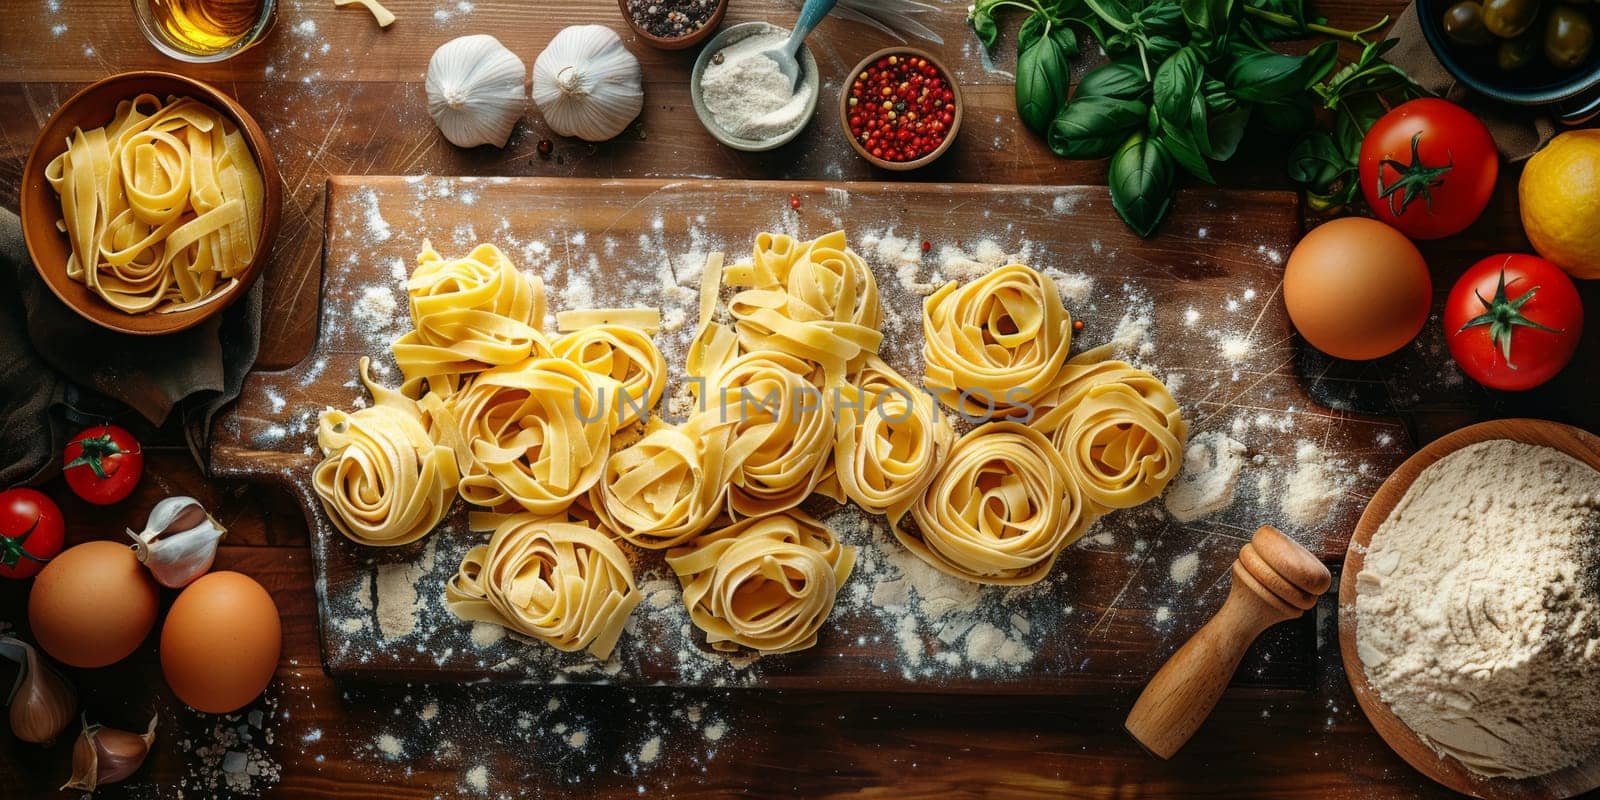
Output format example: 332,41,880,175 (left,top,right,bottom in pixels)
127,496,227,589
425,34,528,149
62,714,157,792
532,25,644,142
0,635,76,745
